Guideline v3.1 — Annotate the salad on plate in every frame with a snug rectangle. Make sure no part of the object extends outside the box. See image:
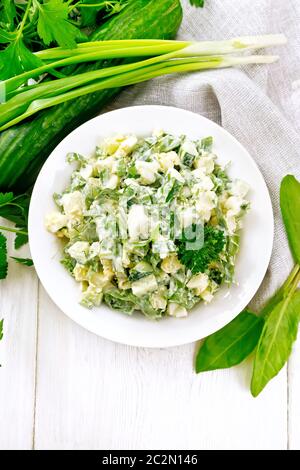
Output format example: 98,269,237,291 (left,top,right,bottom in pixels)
46,130,250,319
